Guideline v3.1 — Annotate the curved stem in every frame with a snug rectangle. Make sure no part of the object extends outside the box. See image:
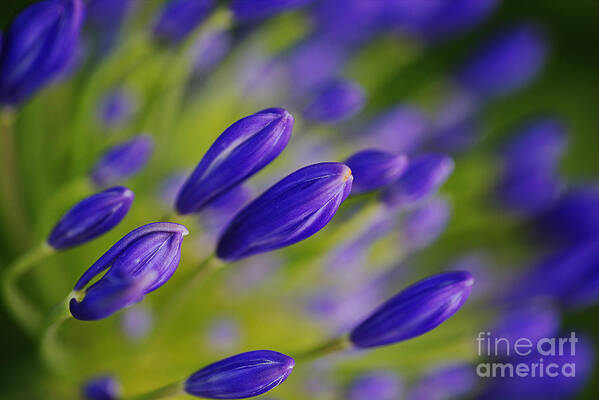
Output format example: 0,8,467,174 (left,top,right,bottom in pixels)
294,336,351,363
0,107,30,251
125,381,183,400
1,242,54,335
40,294,73,373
